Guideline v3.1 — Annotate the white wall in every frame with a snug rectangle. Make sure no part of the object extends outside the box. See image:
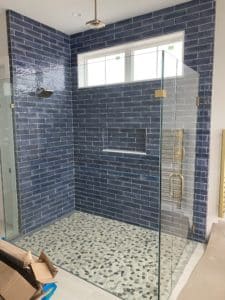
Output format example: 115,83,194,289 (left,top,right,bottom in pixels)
207,0,225,236
0,10,19,238
0,9,10,78
0,9,9,236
